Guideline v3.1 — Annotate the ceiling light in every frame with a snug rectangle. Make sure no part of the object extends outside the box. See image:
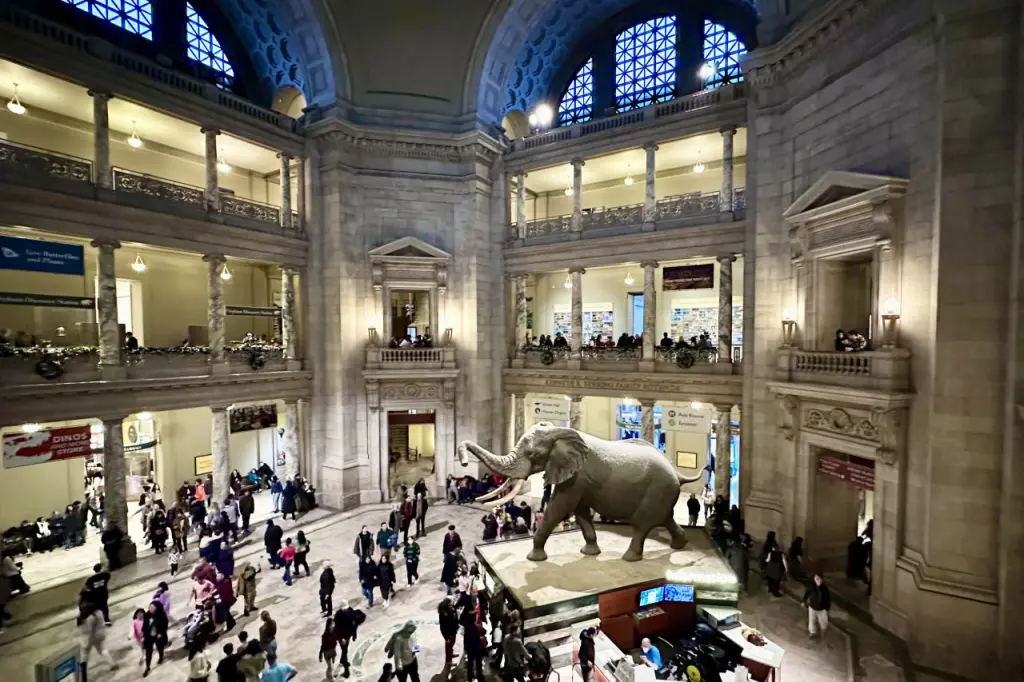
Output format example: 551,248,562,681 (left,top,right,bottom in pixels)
217,158,231,174
564,186,574,197
563,274,573,289
90,423,105,434
690,401,703,410
624,175,634,186
624,271,635,286
21,423,41,433
127,121,143,149
698,62,717,81
130,253,147,273
693,160,706,174
135,412,152,421
532,103,554,128
528,113,538,126
6,83,26,116
220,263,232,280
